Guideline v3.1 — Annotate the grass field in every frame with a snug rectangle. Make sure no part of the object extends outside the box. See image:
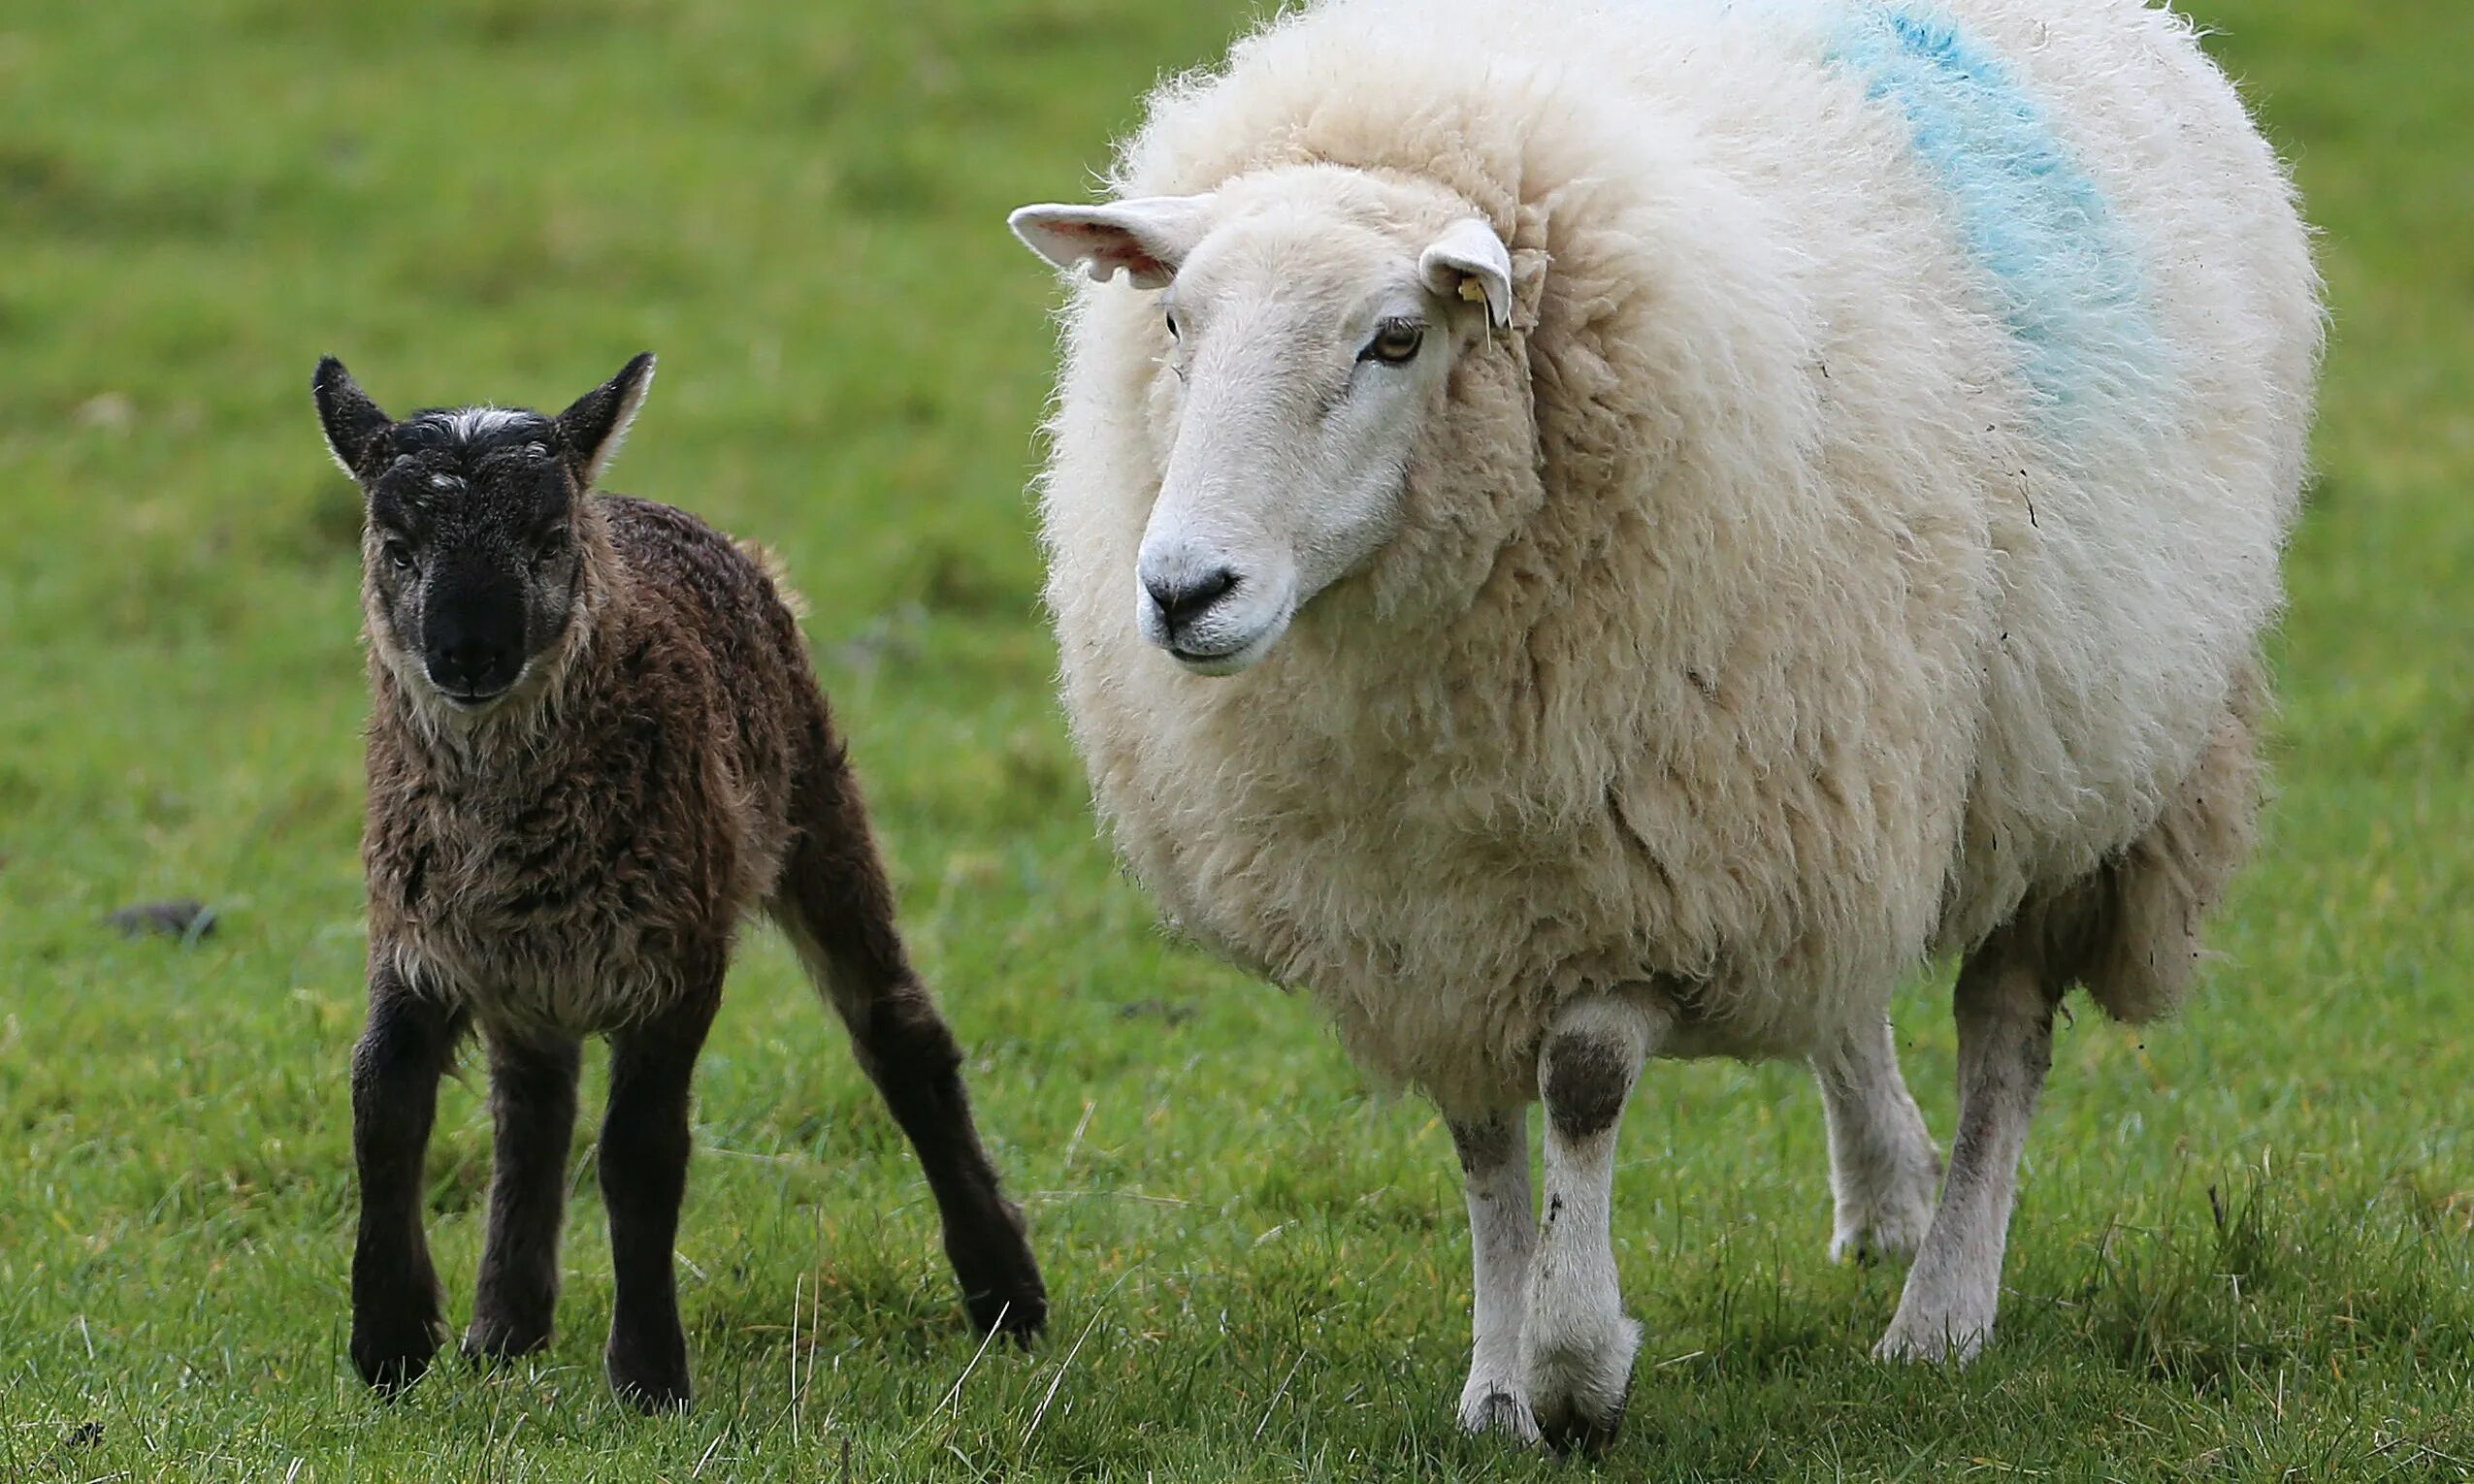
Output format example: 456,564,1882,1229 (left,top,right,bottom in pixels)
3,0,2471,1477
